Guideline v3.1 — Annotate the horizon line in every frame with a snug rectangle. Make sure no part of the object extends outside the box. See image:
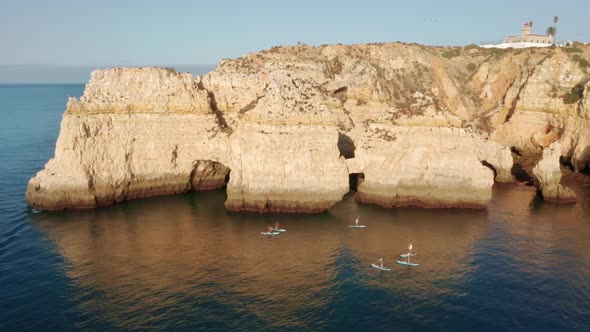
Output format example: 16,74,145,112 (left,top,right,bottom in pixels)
0,63,217,67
